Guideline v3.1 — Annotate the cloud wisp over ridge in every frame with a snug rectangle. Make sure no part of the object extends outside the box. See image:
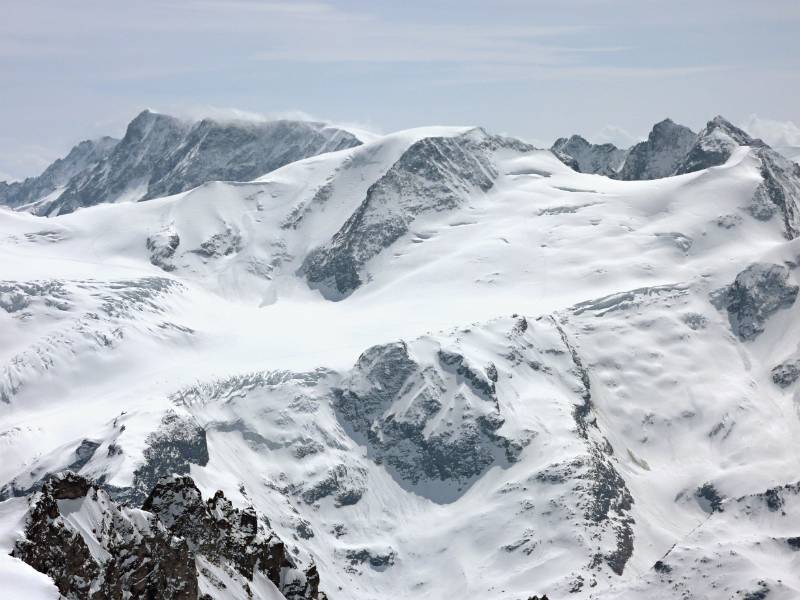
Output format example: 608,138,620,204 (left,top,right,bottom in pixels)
1,0,799,179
